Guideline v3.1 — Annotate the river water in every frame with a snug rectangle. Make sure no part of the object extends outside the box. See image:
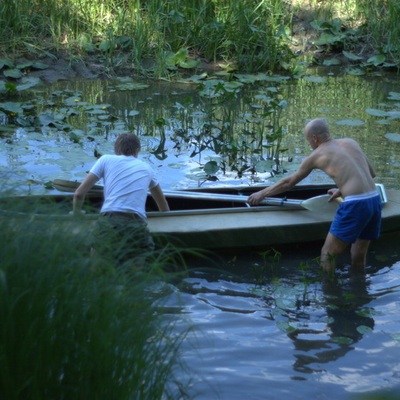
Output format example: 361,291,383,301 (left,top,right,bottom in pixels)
1,68,400,399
